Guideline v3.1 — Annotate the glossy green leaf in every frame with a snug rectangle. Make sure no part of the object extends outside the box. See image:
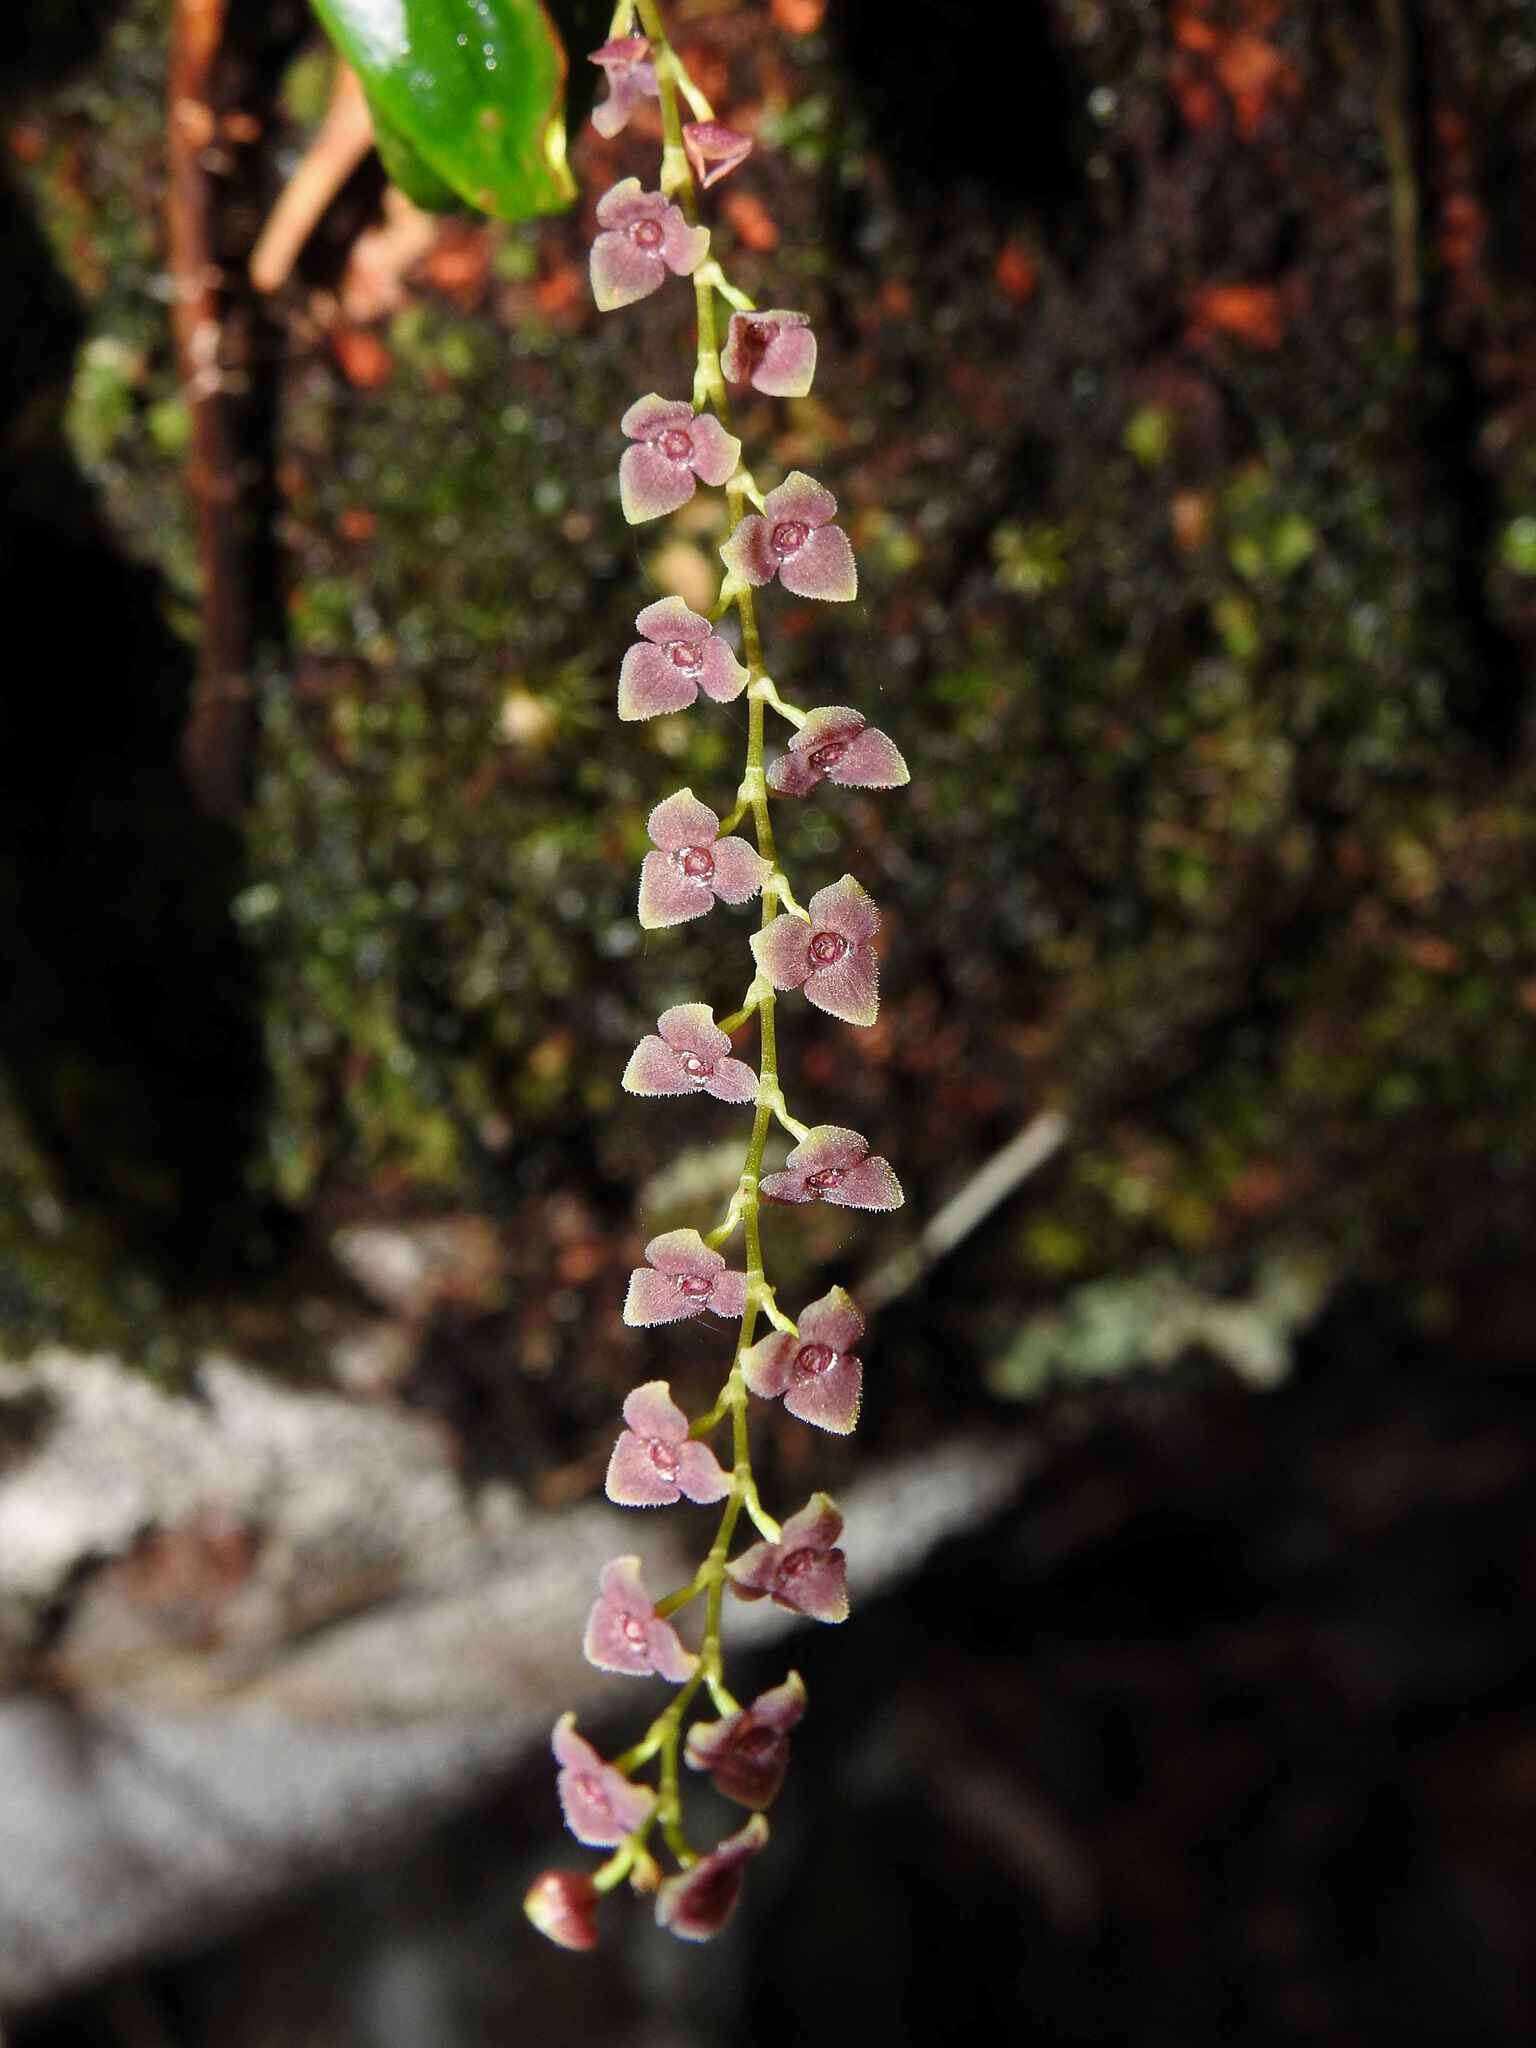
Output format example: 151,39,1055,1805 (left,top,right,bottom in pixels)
310,0,575,219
